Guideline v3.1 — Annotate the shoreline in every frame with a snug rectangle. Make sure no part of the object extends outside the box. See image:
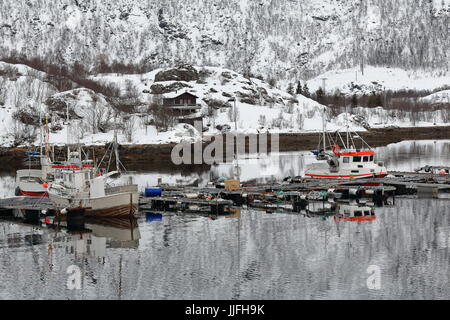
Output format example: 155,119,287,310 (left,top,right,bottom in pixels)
1,126,449,172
